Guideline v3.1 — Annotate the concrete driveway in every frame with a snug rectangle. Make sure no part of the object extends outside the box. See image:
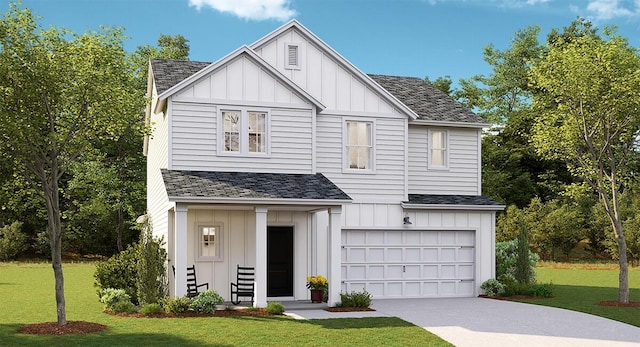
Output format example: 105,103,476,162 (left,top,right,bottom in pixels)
371,298,640,347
